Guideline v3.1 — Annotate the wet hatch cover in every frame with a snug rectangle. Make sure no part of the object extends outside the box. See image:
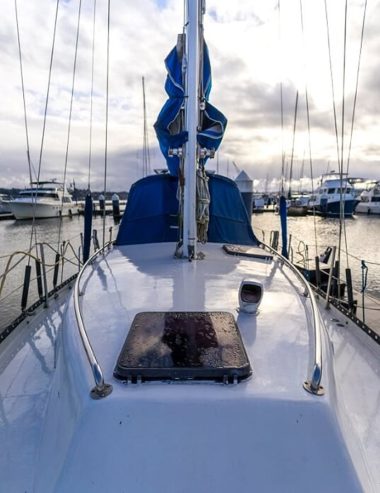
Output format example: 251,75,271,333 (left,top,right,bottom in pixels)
114,312,252,383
